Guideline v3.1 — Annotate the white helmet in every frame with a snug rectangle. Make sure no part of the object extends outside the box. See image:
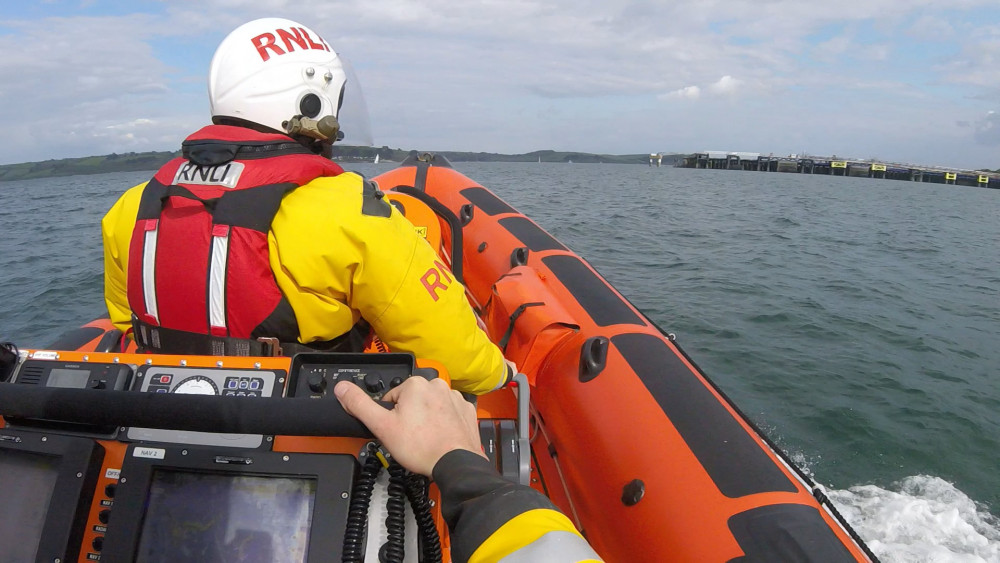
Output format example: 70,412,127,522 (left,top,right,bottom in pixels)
209,18,347,137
